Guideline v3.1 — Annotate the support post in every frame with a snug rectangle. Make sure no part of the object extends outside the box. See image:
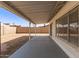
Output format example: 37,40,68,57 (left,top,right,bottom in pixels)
0,22,1,39
0,22,1,57
49,24,50,36
35,24,36,36
44,24,45,27
29,22,31,40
